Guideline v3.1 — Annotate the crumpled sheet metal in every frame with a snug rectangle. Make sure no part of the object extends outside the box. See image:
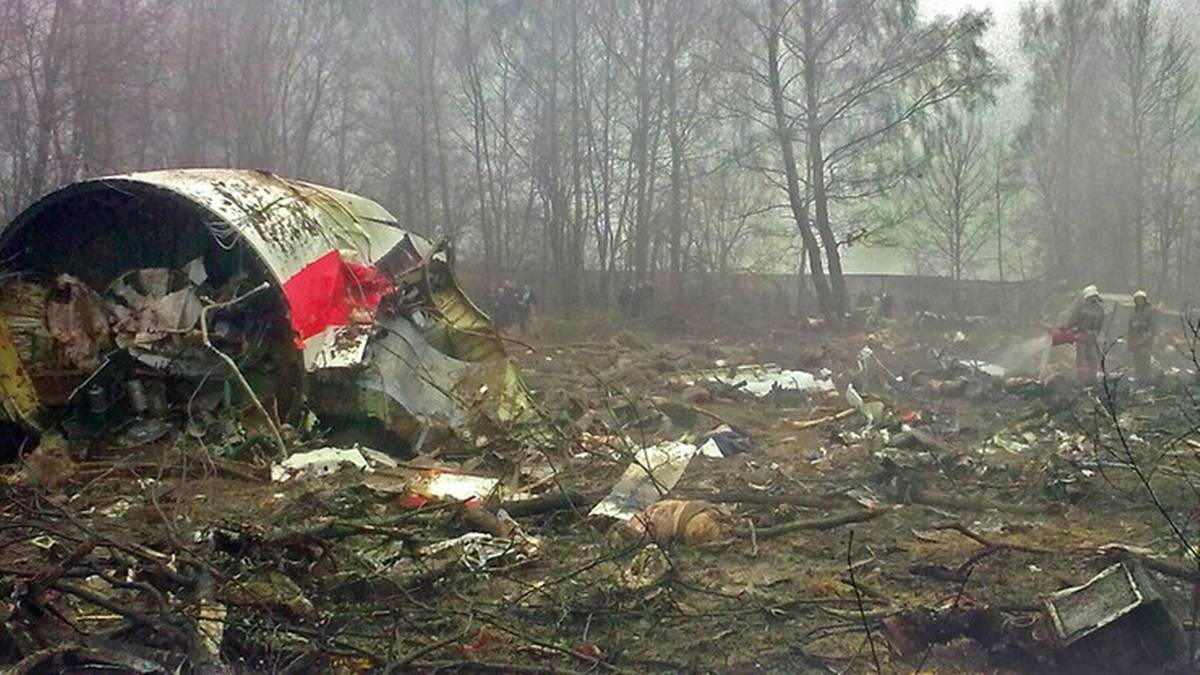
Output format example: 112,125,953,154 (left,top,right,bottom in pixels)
353,315,533,432
425,259,510,364
0,315,39,427
590,440,723,521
